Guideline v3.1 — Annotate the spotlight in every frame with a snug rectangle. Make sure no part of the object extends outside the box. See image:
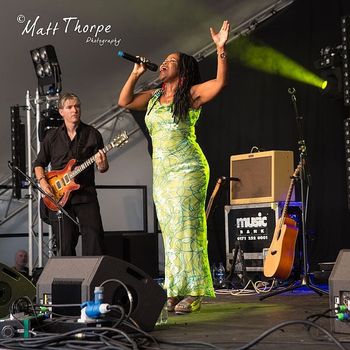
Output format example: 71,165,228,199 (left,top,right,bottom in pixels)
321,71,343,98
314,45,343,99
30,45,62,96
